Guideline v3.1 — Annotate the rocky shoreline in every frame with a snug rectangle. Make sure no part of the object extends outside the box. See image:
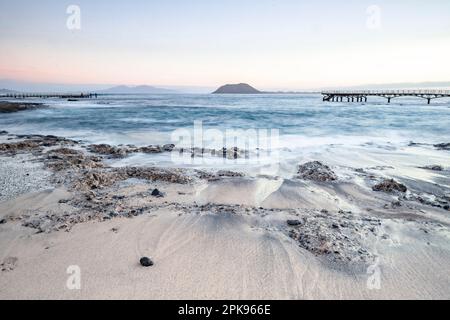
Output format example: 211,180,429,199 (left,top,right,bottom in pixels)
1,131,450,271
0,101,44,113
